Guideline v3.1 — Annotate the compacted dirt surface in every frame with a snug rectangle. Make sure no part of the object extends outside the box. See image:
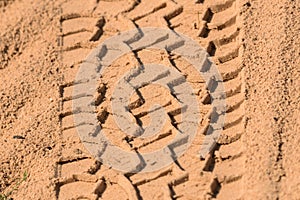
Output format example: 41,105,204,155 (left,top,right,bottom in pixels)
0,0,299,199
